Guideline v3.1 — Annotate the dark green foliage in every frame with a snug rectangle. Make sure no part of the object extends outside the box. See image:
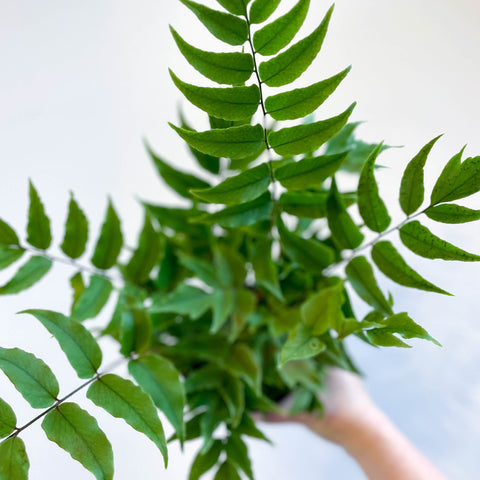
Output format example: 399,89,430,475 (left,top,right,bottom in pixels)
1,1,480,479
